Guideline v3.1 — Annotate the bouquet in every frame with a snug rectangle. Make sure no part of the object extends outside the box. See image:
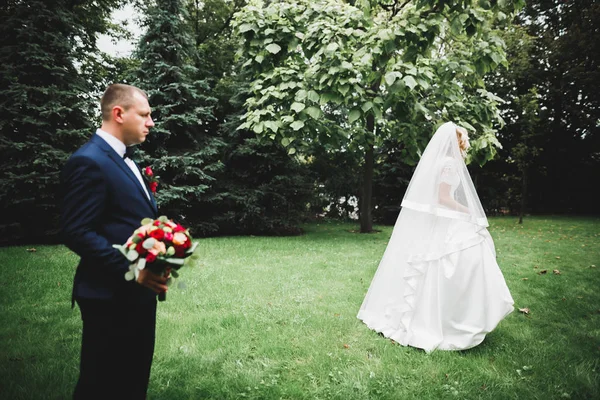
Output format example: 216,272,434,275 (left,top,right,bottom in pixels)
113,216,198,301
